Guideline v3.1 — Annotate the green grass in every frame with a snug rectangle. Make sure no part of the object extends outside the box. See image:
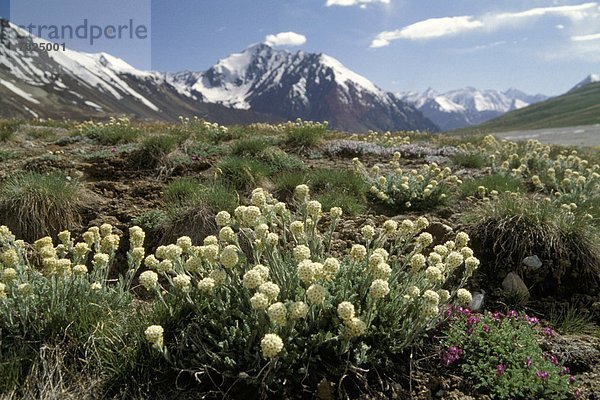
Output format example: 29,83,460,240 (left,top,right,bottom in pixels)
460,82,600,133
459,174,523,198
546,304,599,336
284,123,327,148
230,137,276,157
217,156,272,191
0,150,20,162
83,124,141,145
0,172,86,242
273,168,368,214
0,119,21,142
451,152,487,168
